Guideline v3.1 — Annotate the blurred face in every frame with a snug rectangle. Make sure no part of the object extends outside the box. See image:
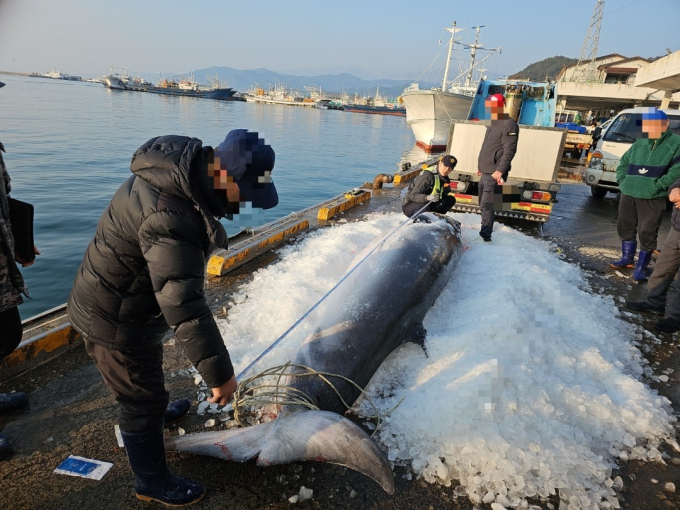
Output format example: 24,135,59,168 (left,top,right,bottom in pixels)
641,119,669,140
207,155,240,202
485,99,505,119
